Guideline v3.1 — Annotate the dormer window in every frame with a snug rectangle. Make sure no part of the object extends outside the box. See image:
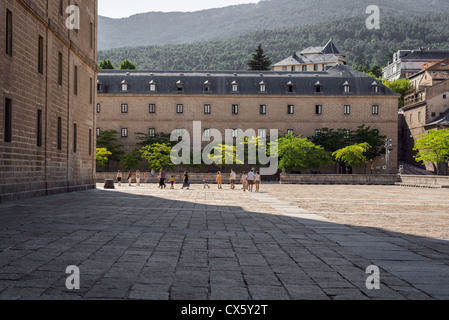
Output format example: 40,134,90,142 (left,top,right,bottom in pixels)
315,81,322,93
371,81,379,93
97,80,103,92
231,81,239,92
343,81,350,93
176,80,184,92
204,80,212,92
259,81,266,93
286,81,294,93
149,80,157,92
121,80,128,92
